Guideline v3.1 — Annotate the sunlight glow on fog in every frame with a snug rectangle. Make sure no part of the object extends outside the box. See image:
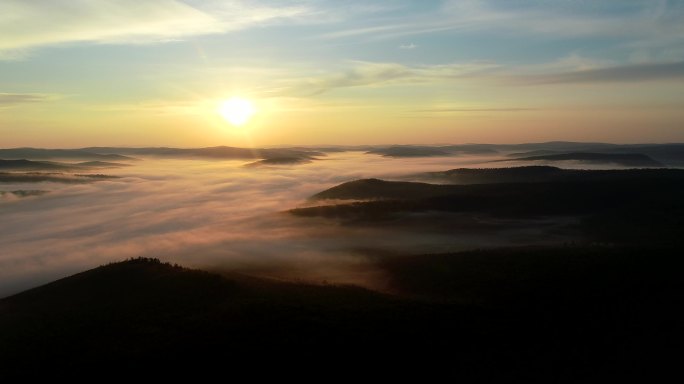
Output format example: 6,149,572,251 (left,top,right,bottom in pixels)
0,152,549,296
